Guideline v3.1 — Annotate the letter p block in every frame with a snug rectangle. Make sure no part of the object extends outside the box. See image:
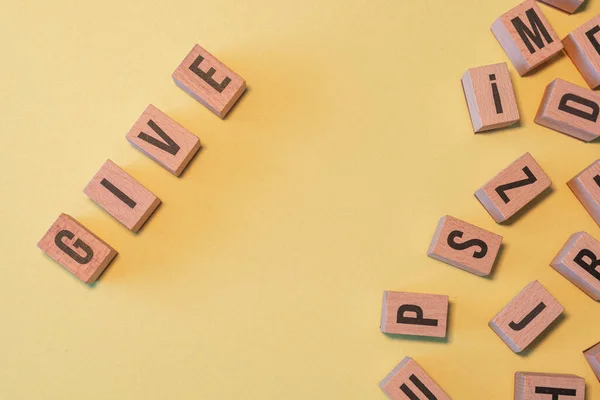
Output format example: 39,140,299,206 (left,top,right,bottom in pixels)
380,291,449,338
